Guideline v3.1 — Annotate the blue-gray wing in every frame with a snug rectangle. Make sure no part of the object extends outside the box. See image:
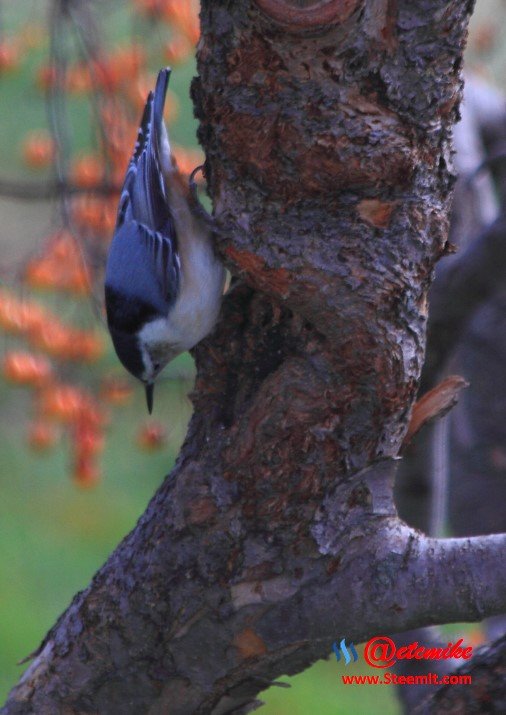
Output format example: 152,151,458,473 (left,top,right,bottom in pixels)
108,68,179,316
106,220,180,326
117,68,172,234
139,222,180,310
